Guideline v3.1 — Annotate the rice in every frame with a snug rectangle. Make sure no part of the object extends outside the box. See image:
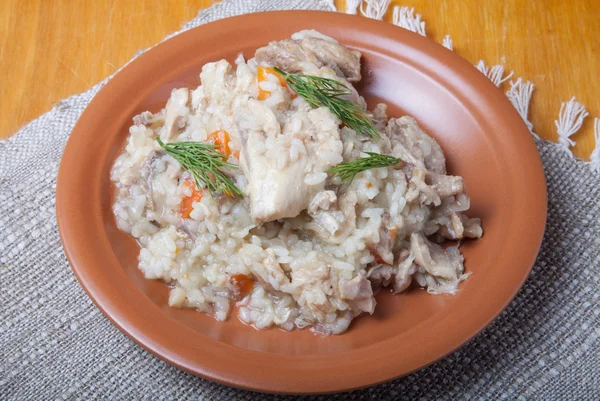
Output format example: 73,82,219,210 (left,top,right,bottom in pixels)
110,30,482,336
